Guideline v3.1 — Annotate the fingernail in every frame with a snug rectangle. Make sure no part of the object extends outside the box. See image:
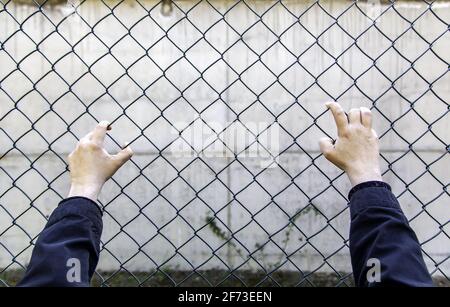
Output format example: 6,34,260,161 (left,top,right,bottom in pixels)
325,101,333,108
121,142,130,150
